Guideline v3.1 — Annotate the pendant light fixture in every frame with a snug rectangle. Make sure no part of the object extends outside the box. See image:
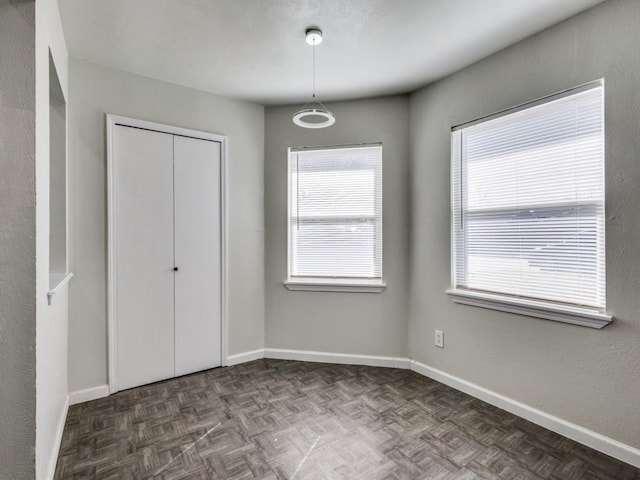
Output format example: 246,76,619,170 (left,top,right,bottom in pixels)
293,28,336,129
